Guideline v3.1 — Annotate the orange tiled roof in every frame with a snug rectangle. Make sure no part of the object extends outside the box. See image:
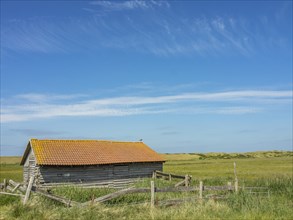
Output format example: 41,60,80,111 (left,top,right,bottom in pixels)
21,139,165,166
